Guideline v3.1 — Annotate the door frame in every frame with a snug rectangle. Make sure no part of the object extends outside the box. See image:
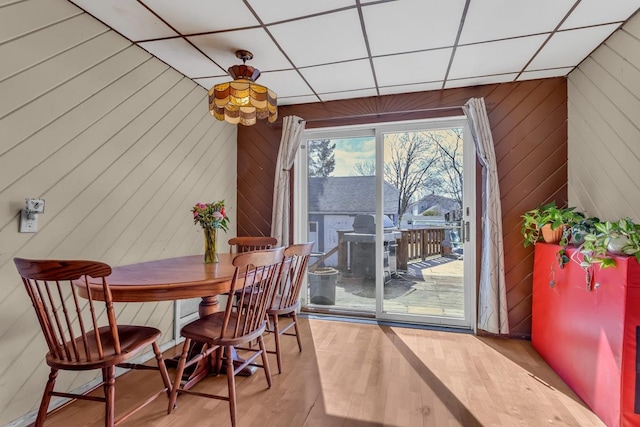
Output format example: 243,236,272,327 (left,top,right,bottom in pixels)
373,118,476,330
294,117,476,331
